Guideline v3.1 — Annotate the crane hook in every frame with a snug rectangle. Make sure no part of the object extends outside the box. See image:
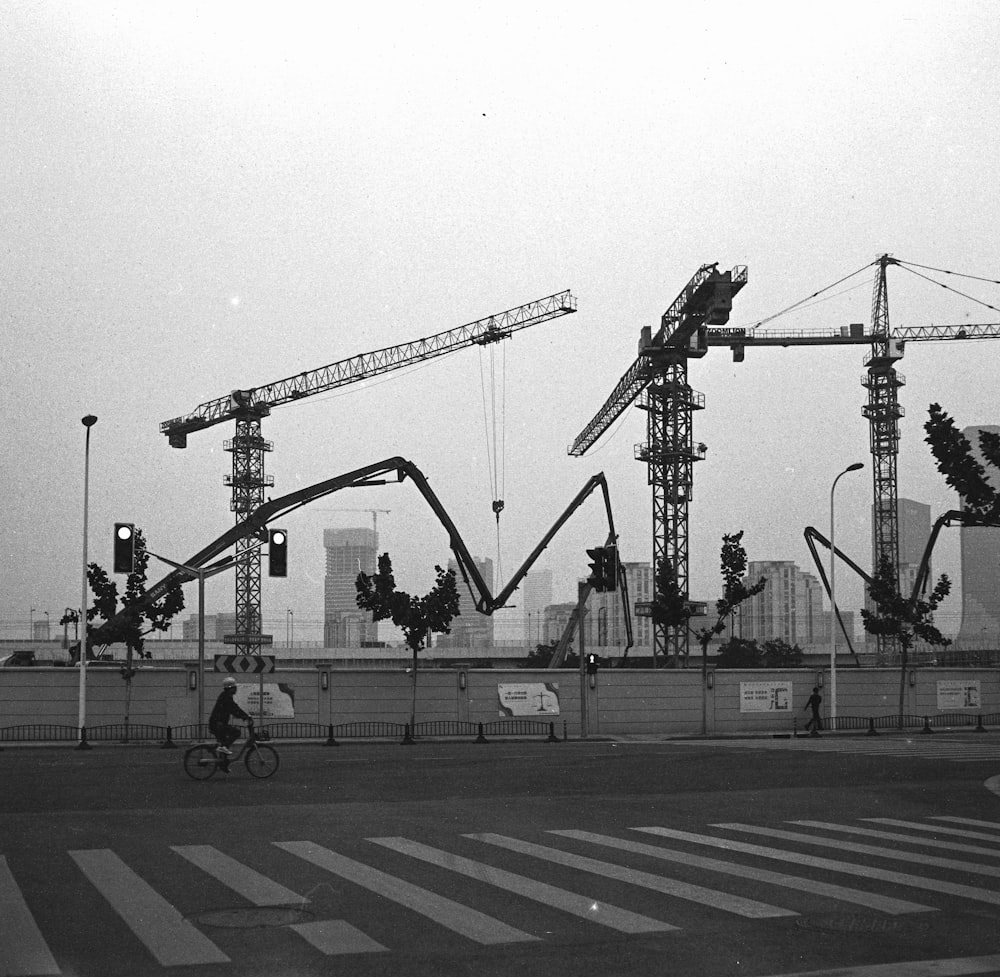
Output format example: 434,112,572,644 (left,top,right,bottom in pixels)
492,499,505,524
